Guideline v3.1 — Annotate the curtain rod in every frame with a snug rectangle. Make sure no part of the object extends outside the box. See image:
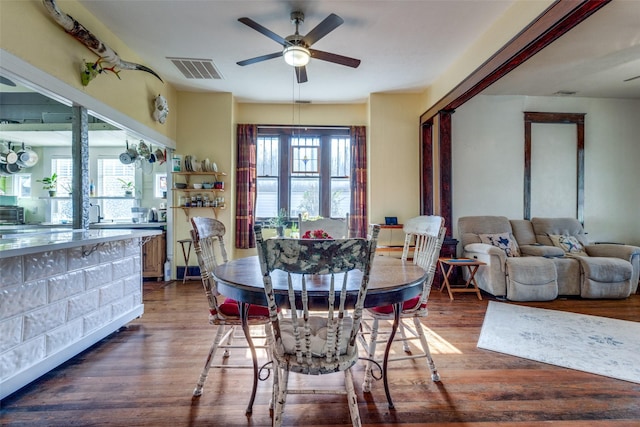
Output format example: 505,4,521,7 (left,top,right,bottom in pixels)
257,125,350,130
